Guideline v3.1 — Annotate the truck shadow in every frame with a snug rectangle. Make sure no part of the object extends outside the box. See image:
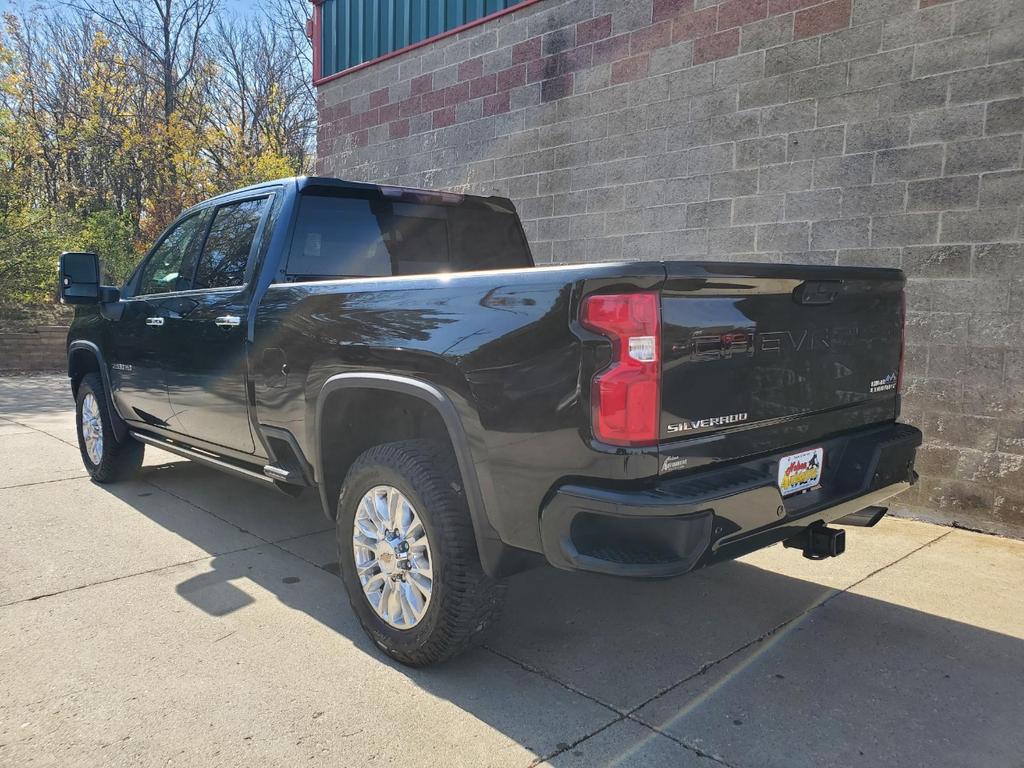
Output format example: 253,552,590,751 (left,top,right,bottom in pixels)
104,459,1024,767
